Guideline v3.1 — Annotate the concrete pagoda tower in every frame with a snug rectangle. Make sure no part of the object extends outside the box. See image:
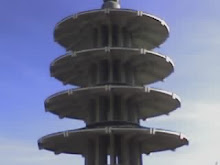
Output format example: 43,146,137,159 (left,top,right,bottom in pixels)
38,0,189,164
